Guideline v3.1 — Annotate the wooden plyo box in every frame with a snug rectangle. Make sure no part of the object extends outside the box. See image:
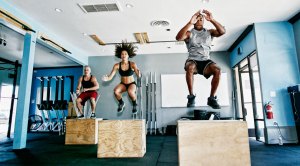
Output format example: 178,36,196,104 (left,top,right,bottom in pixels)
67,102,77,118
177,120,250,166
65,118,102,145
97,120,146,158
